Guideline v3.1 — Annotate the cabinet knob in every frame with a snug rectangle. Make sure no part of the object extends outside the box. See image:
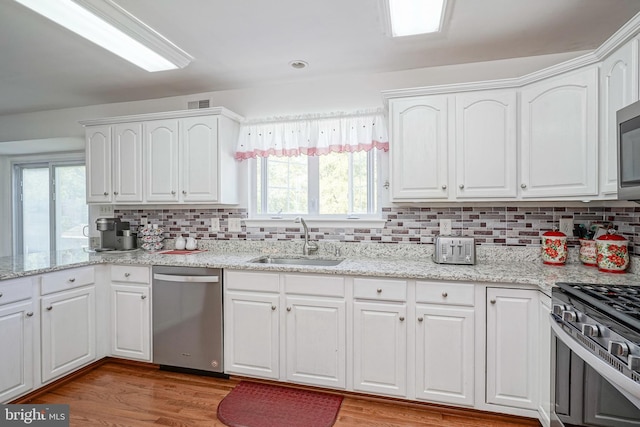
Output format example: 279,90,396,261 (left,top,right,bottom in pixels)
459,184,464,189
124,273,130,278
376,288,382,293
490,299,496,304
521,184,527,189
68,278,76,283
441,184,447,190
103,192,109,196
442,291,448,298
271,305,277,311
46,306,53,311
114,191,118,195
182,190,187,195
399,316,405,322
171,191,176,195
417,317,424,322
26,311,34,317
0,292,3,298
286,307,292,312
141,295,147,300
